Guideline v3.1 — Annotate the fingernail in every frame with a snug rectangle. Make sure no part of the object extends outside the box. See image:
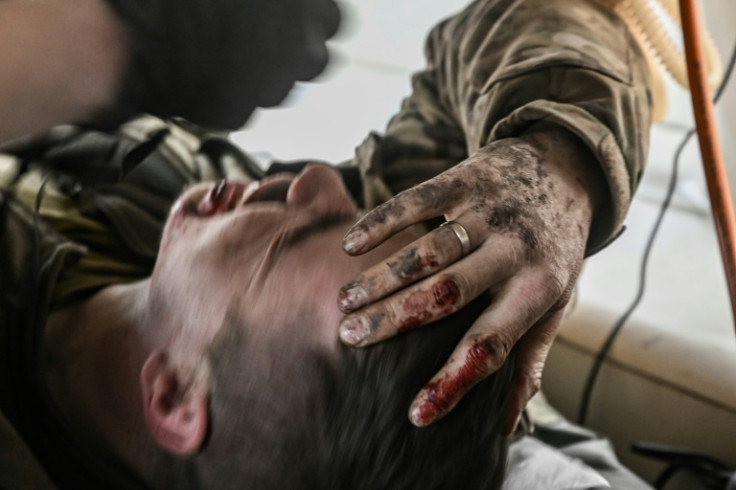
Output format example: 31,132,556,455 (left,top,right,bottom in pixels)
342,229,367,254
409,398,441,427
338,284,368,312
339,316,370,345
